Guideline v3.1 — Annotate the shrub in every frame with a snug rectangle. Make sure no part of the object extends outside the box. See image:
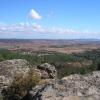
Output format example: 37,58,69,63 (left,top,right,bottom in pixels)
0,96,3,100
2,69,41,100
0,54,4,62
